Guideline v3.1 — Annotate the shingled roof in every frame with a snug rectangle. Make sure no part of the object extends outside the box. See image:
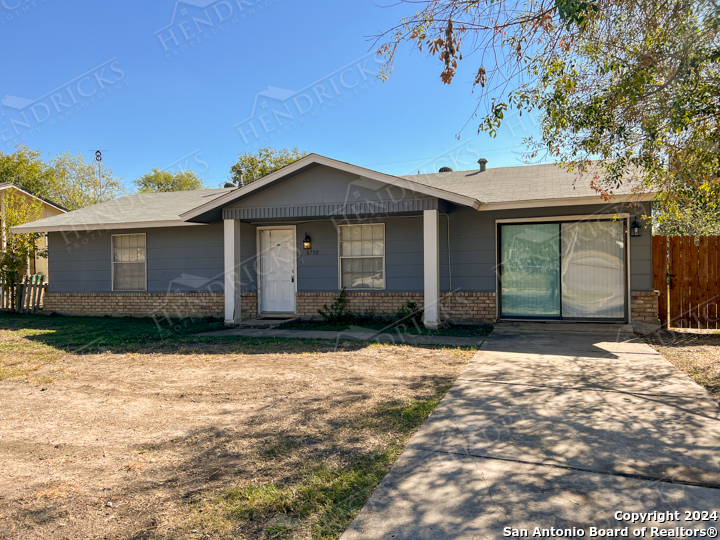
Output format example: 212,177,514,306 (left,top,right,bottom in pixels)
12,188,234,233
400,162,647,205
